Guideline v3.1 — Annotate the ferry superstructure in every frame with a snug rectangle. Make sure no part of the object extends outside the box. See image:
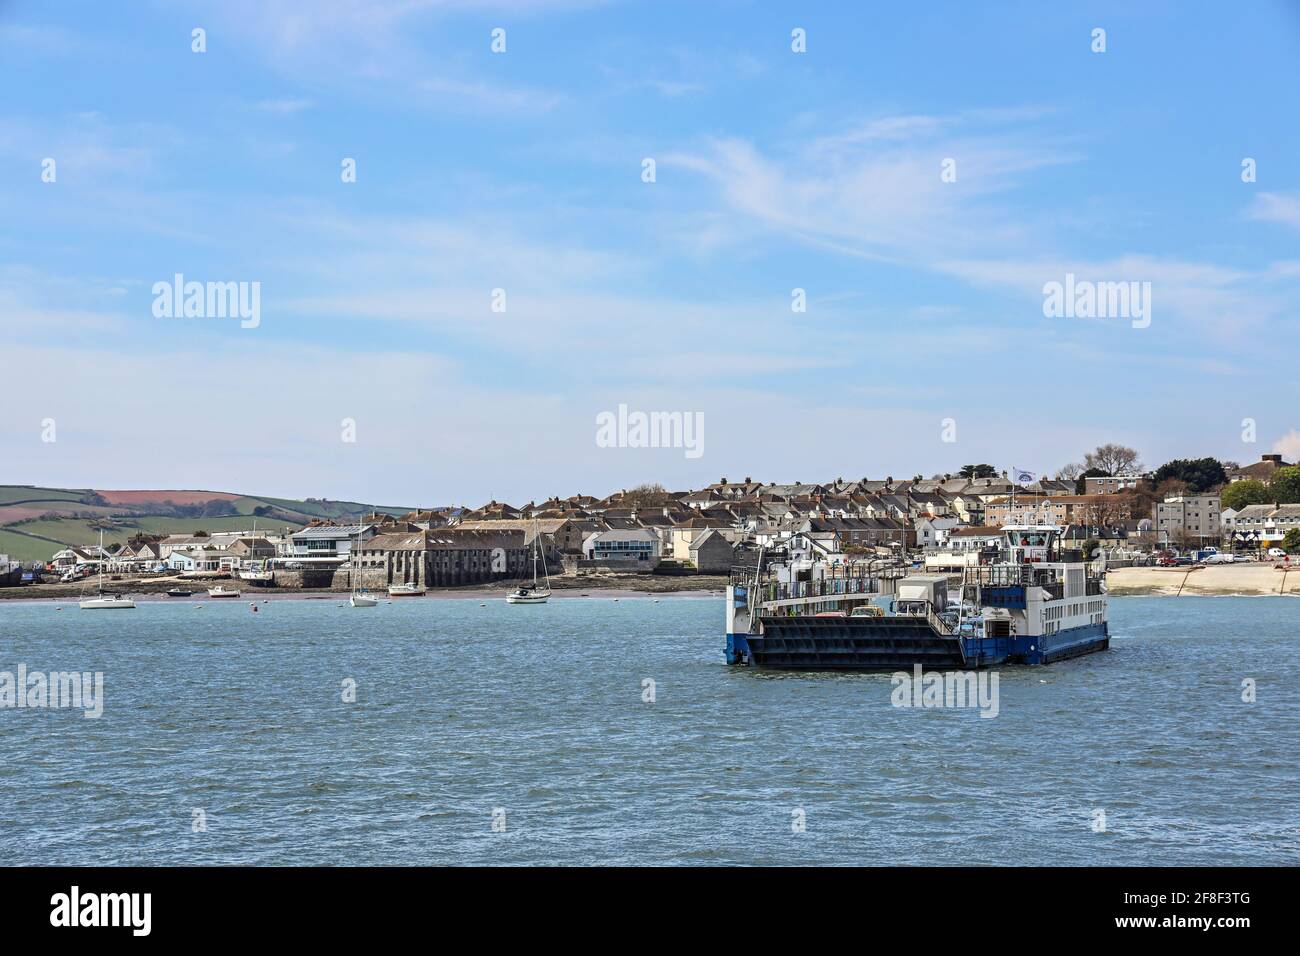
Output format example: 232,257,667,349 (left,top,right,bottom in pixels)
725,524,1108,669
